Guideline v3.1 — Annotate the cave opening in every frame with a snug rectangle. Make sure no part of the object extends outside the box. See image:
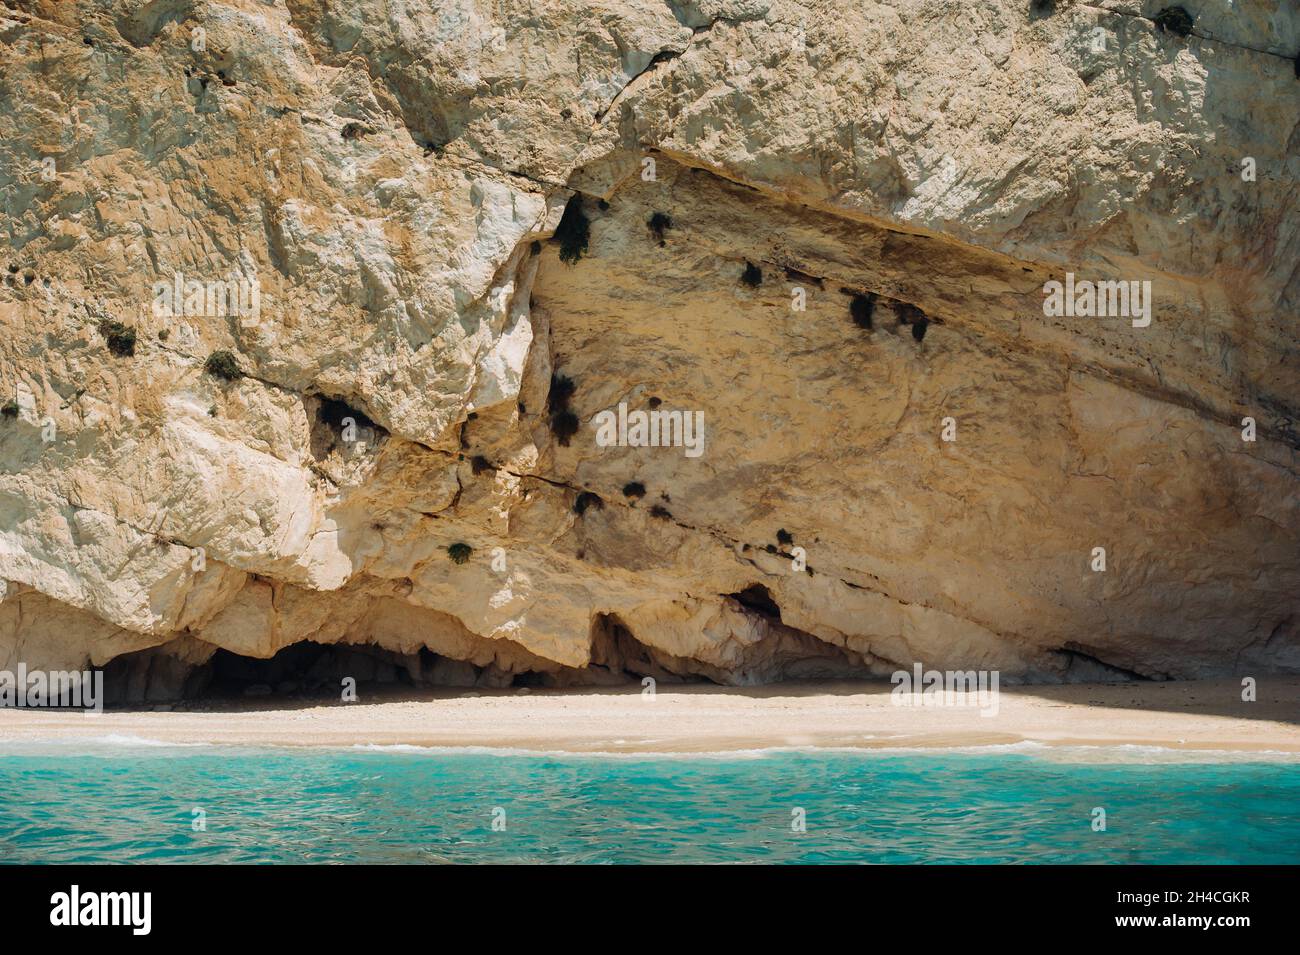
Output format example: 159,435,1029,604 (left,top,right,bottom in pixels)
727,583,782,621
101,640,426,707
98,629,699,707
97,593,878,707
204,643,418,698
307,394,387,460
